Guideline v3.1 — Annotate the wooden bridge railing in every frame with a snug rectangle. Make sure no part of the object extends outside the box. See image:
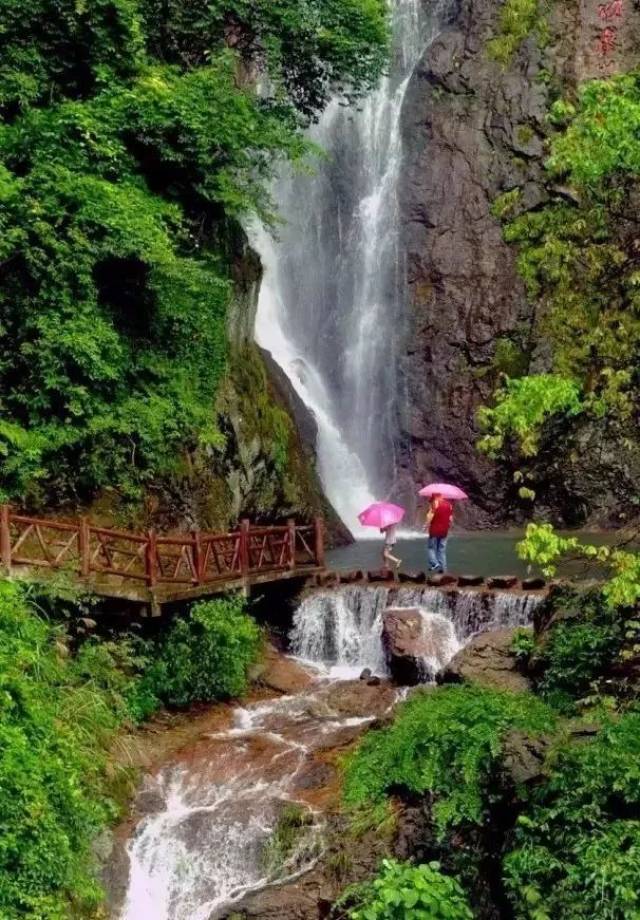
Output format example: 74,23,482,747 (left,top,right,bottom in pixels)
0,505,325,589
